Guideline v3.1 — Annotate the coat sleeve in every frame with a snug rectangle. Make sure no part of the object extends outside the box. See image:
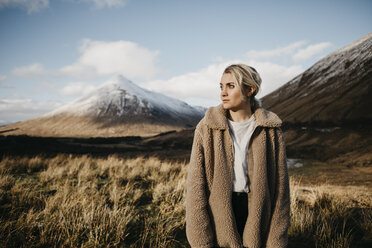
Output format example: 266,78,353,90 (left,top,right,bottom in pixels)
266,128,290,248
186,128,215,248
